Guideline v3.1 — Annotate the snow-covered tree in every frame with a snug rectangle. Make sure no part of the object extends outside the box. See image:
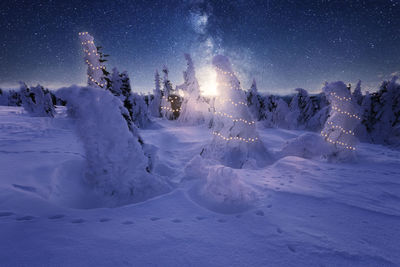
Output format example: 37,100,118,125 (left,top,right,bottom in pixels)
201,55,271,168
149,70,162,117
7,89,22,106
367,77,399,145
127,92,152,128
0,89,8,106
78,32,106,88
160,66,175,119
19,83,55,117
247,79,263,121
57,86,169,205
177,54,207,124
321,81,361,161
288,88,315,129
352,80,363,105
272,97,292,129
106,68,151,128
306,92,330,131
